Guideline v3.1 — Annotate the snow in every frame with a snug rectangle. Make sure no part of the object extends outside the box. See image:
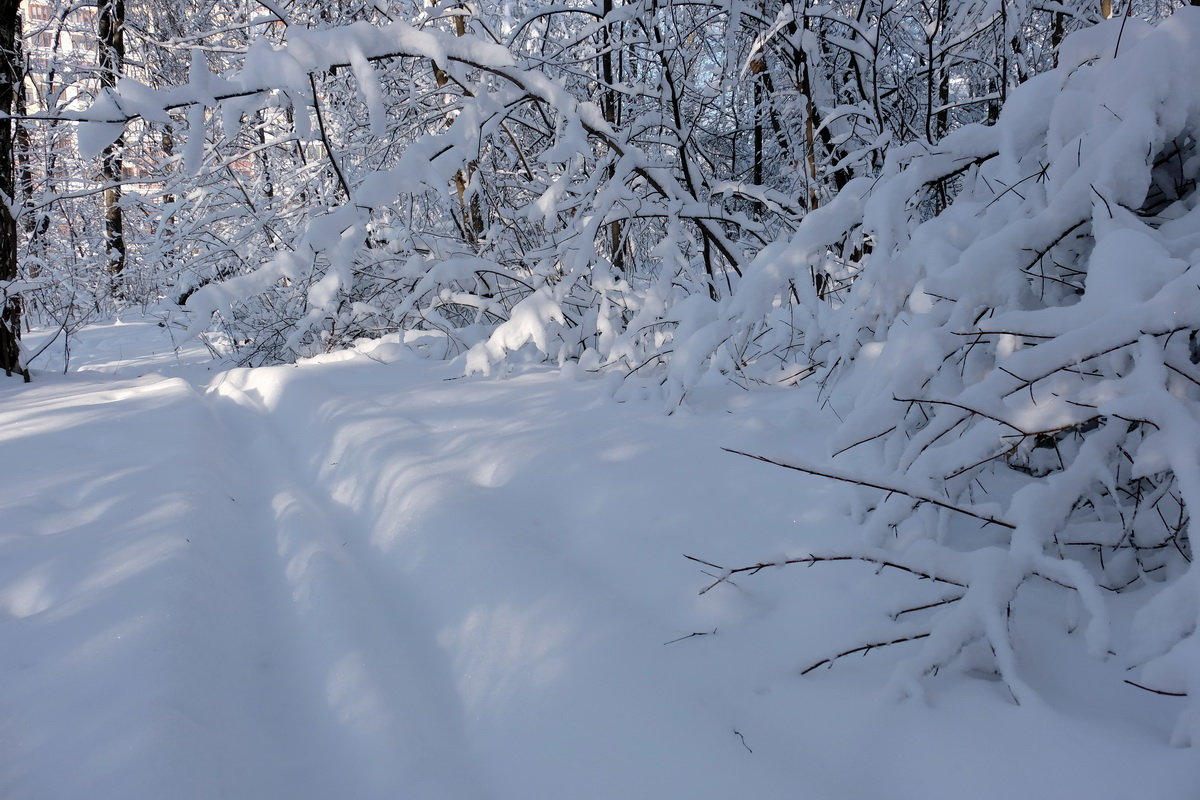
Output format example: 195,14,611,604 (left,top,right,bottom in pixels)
2,320,1197,799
